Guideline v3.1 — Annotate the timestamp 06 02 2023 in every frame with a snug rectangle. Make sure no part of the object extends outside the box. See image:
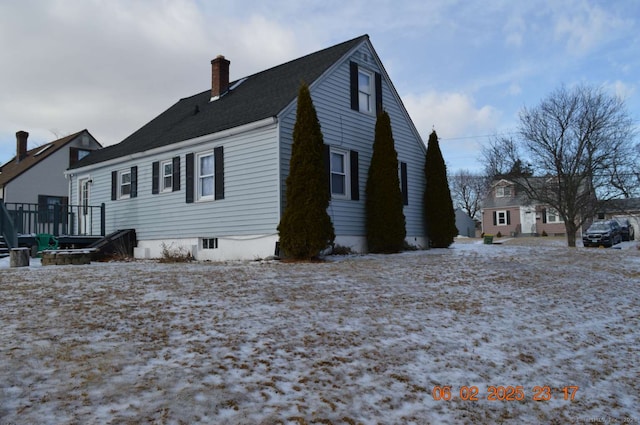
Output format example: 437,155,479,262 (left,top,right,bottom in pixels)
431,385,579,402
